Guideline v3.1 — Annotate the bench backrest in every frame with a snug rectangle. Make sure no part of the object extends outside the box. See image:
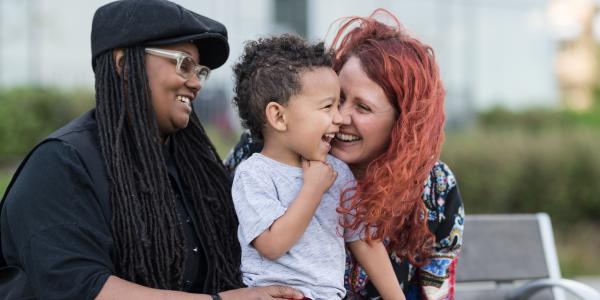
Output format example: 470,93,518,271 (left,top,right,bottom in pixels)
456,213,563,300
456,213,560,282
